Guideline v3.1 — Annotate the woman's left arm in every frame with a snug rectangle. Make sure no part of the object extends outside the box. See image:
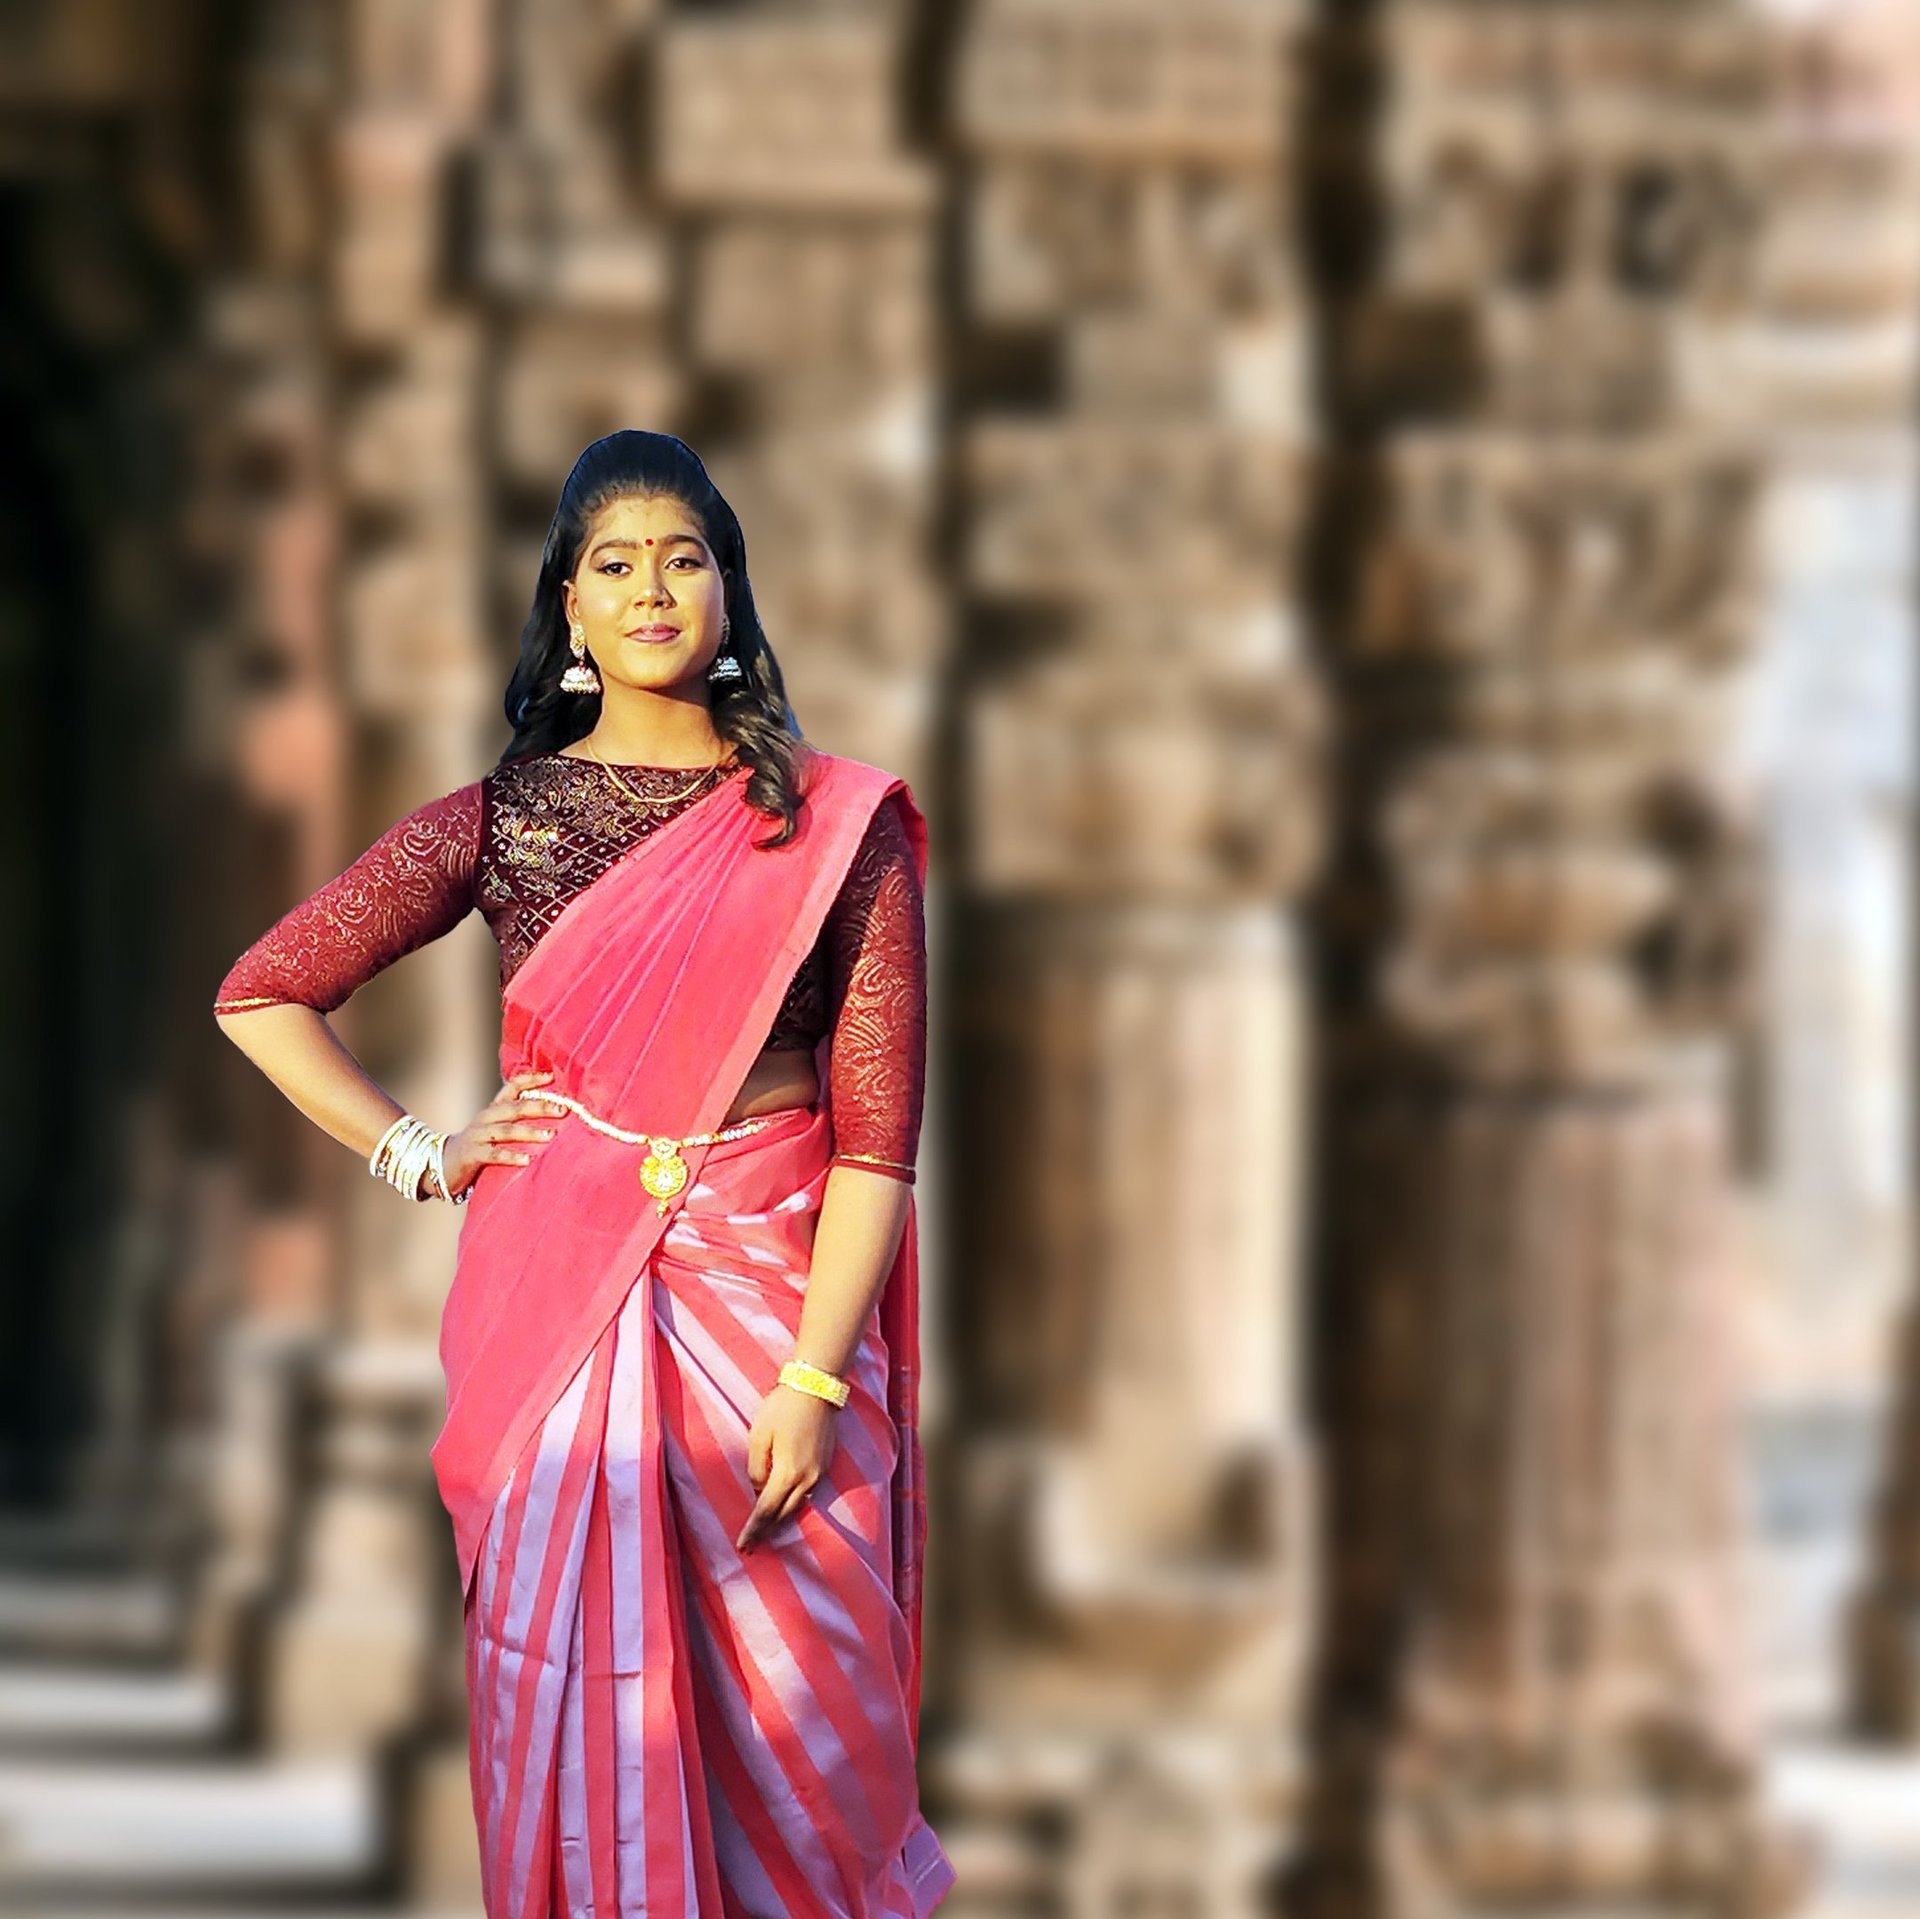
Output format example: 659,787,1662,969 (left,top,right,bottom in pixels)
737,792,927,1550
795,1164,914,1377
